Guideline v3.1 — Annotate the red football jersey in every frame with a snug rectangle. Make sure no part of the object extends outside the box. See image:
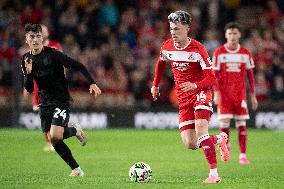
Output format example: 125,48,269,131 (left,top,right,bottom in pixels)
153,38,215,101
213,44,255,99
